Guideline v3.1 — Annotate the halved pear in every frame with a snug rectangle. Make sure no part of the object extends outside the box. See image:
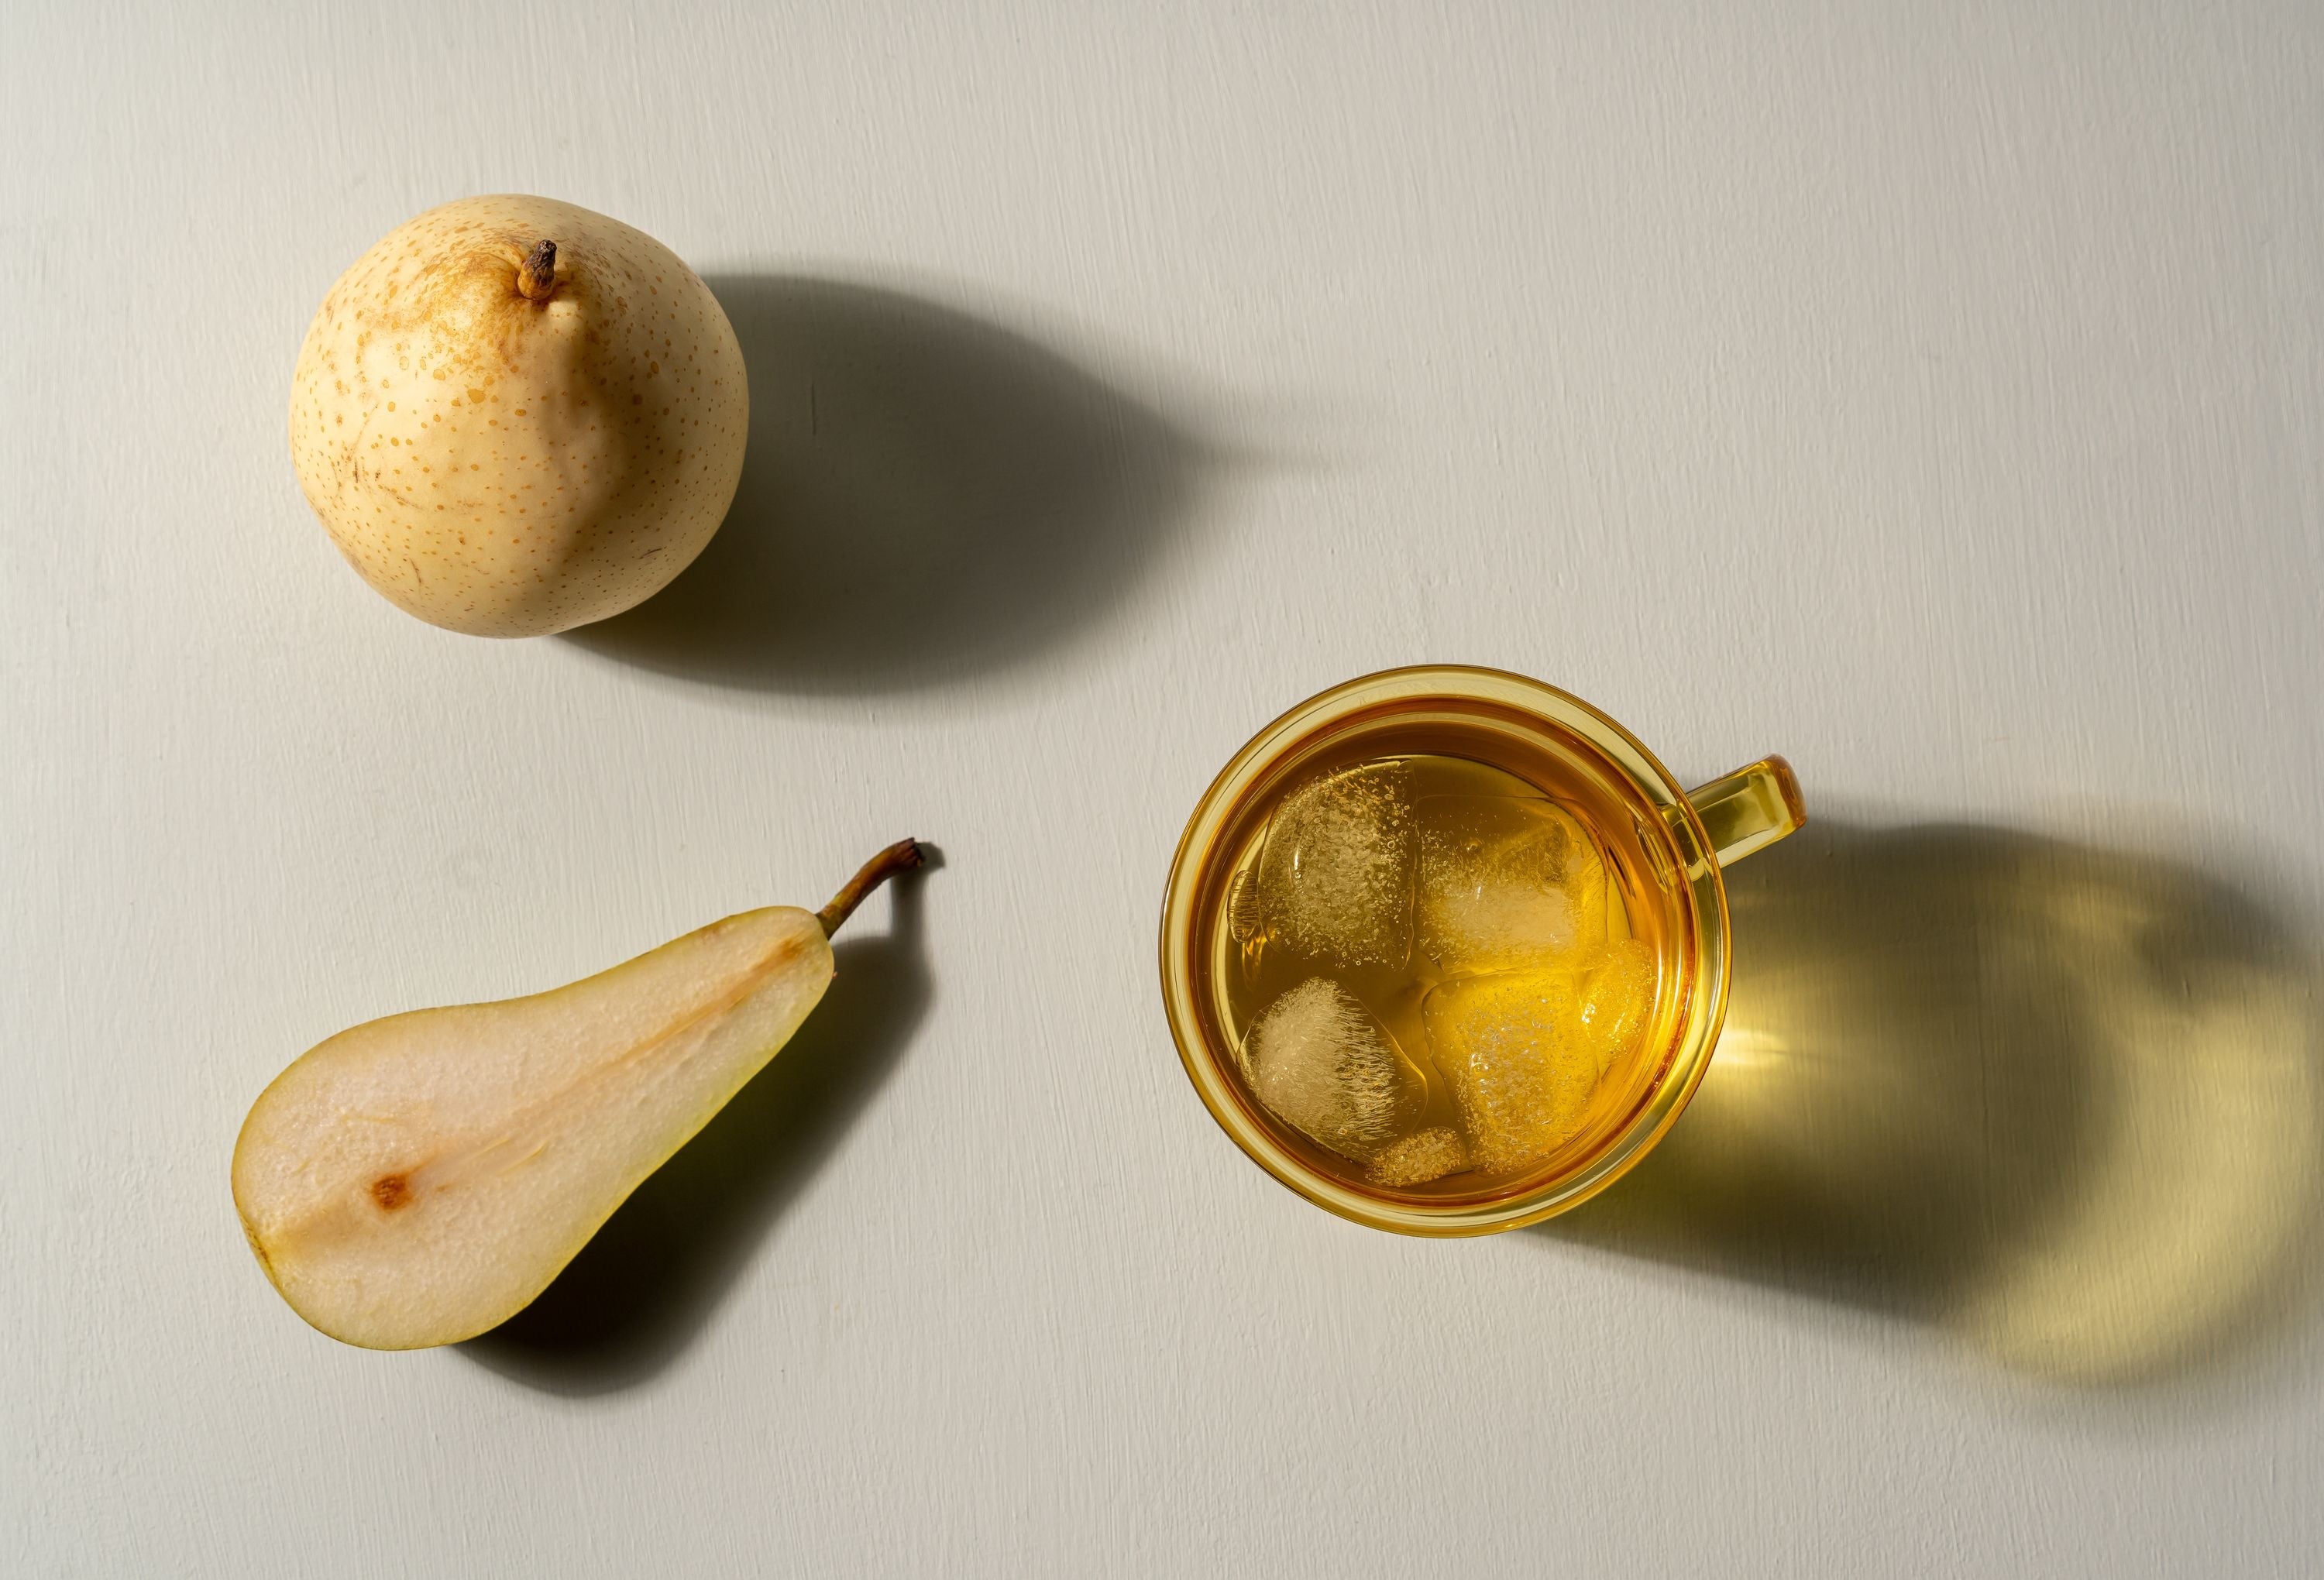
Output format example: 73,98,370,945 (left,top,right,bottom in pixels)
232,840,923,1349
